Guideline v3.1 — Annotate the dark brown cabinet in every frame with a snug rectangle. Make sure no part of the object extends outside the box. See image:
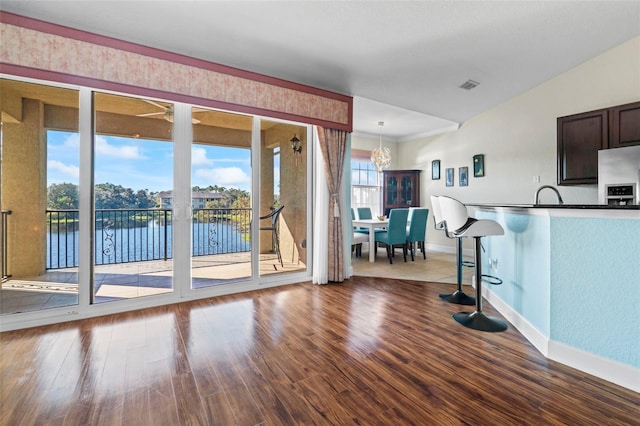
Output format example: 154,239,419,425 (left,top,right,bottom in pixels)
557,109,608,185
382,170,420,215
557,101,640,185
609,101,640,149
